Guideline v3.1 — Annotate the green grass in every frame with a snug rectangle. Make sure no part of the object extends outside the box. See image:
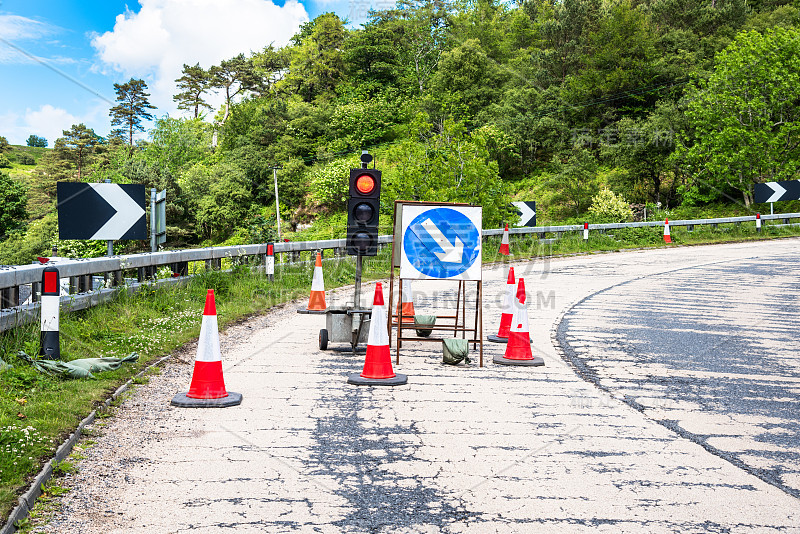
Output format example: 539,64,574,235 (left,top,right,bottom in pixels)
2,217,800,526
